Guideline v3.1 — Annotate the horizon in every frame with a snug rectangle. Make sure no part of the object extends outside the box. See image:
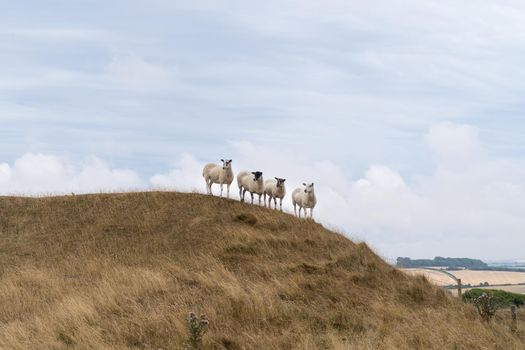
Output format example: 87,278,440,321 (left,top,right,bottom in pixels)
2,1,525,261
